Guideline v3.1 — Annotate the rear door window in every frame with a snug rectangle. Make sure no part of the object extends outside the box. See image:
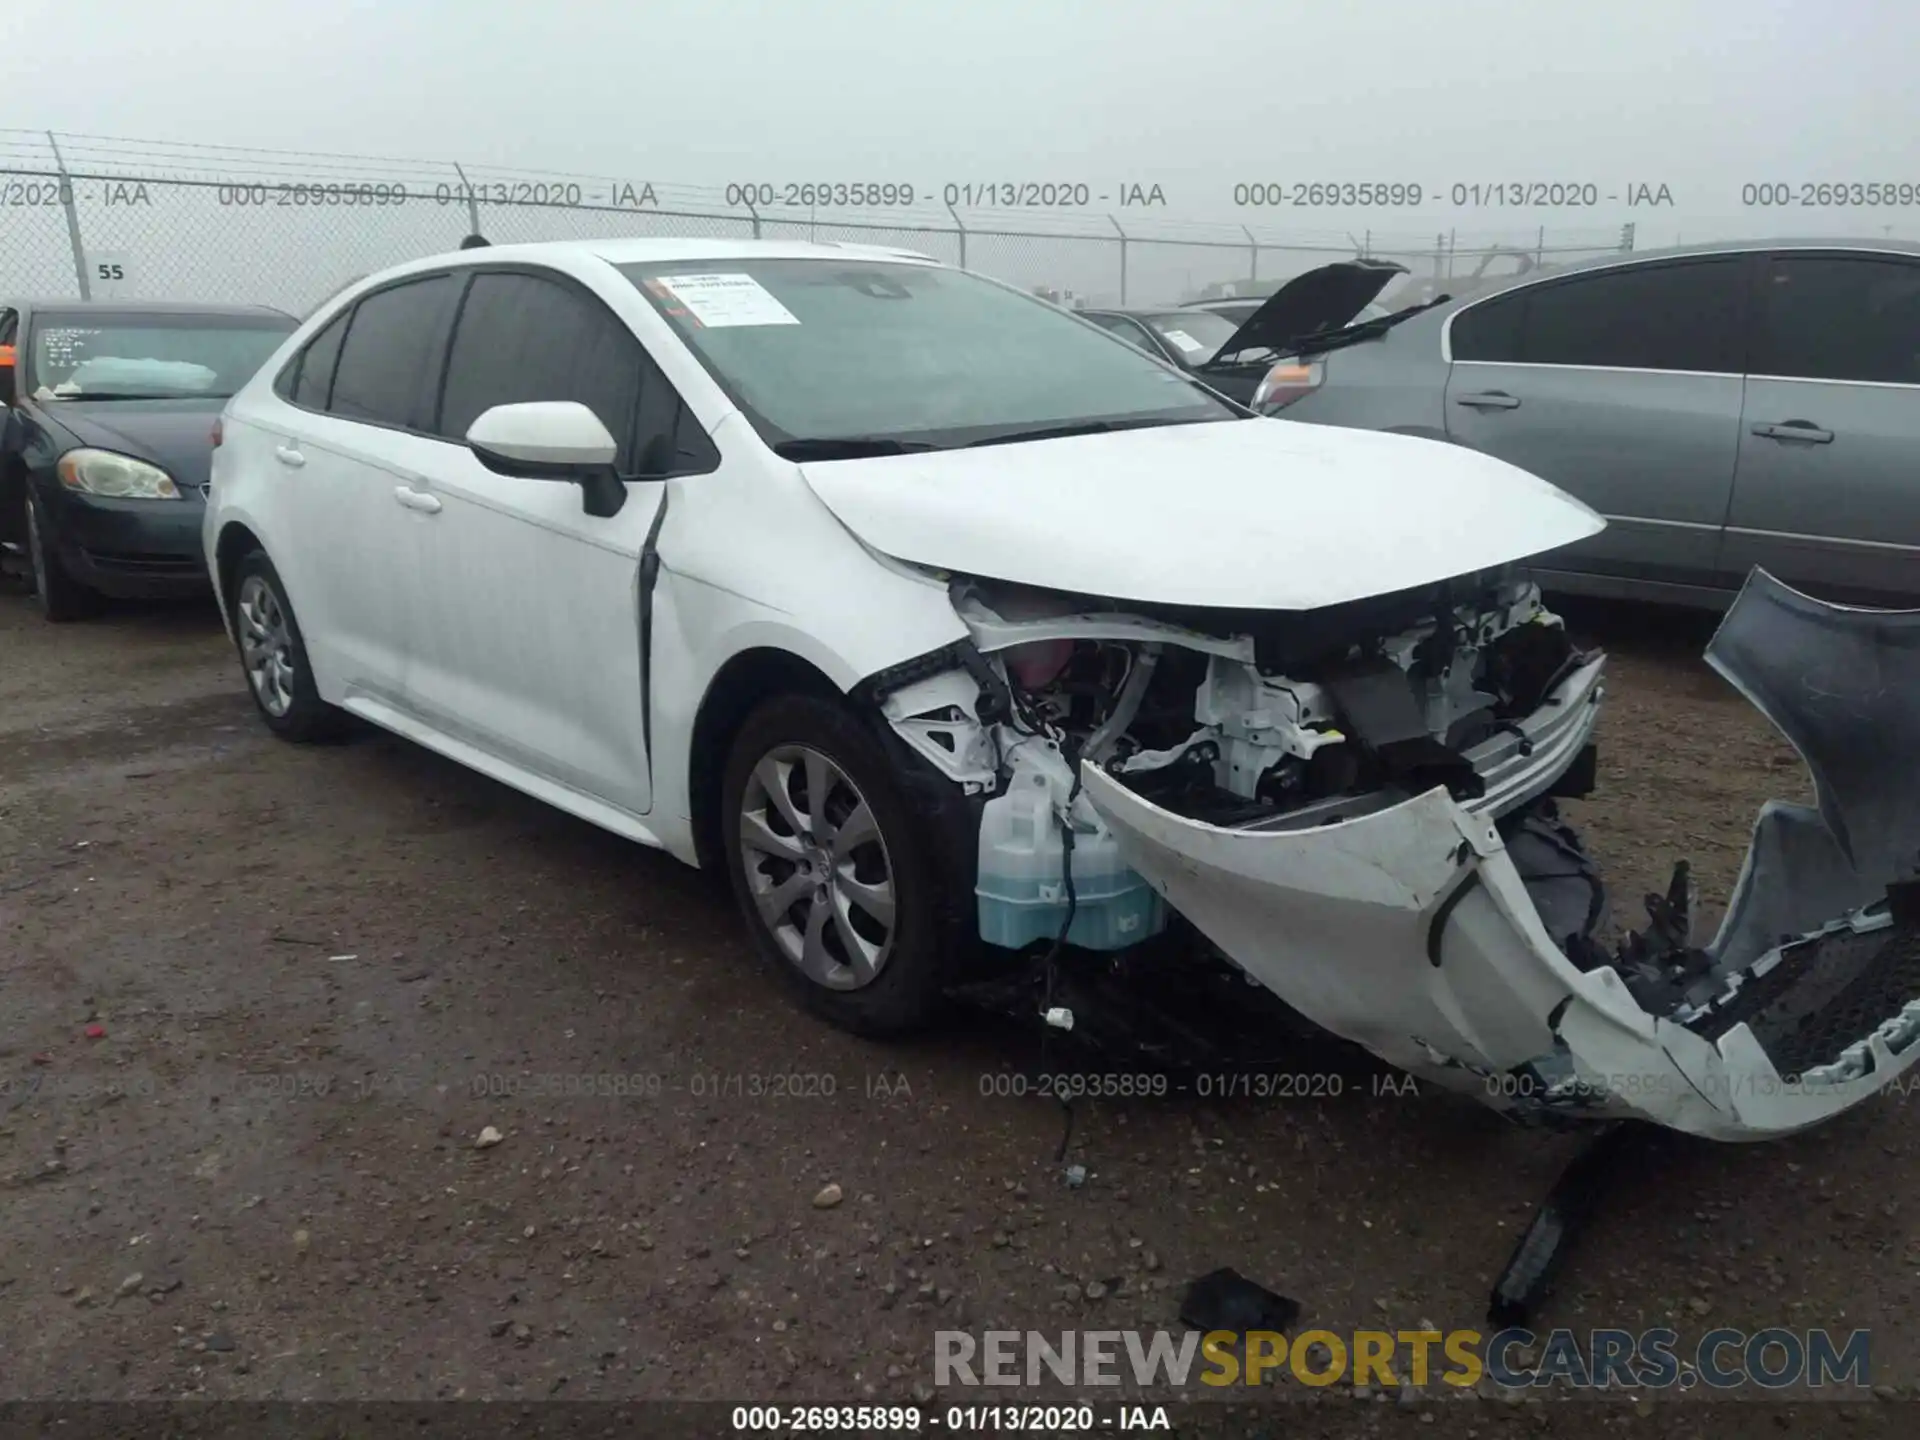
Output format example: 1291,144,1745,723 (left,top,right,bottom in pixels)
328,274,460,430
1453,258,1747,373
1753,253,1920,385
281,309,349,410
